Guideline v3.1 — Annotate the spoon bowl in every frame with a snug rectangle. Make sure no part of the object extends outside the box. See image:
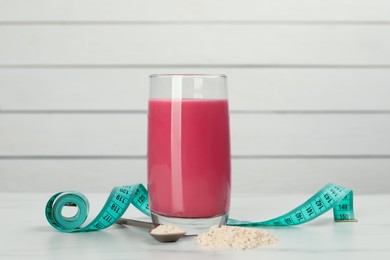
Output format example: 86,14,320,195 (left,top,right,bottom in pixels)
149,230,186,243
116,218,186,243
